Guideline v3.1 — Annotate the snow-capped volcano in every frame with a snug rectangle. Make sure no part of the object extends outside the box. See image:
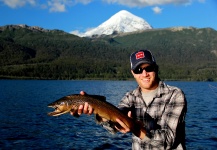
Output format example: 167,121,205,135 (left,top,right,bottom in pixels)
81,10,152,37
